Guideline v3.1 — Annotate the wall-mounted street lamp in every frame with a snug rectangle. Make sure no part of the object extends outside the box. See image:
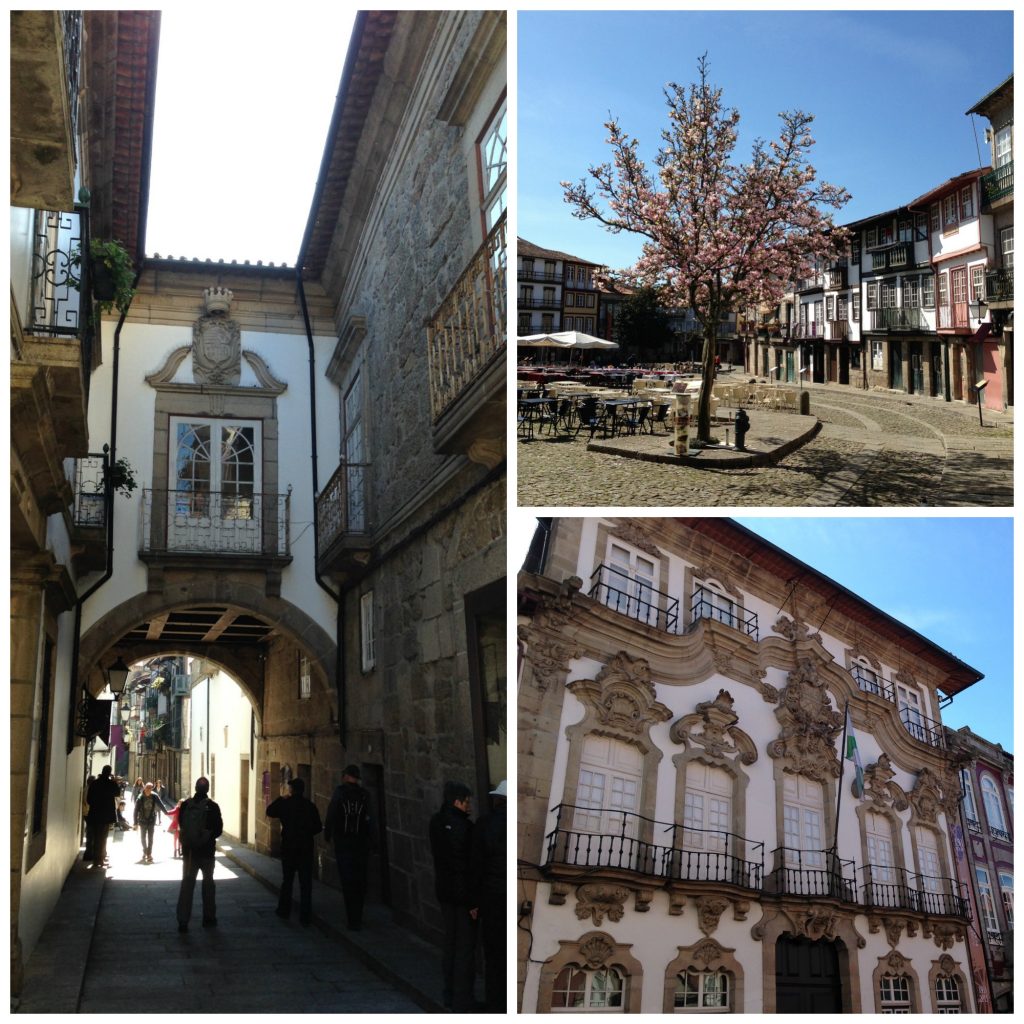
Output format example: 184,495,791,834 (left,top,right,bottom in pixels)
106,656,130,699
